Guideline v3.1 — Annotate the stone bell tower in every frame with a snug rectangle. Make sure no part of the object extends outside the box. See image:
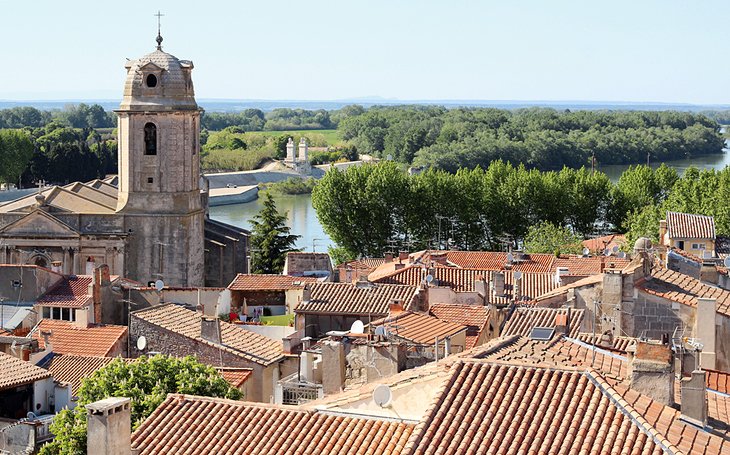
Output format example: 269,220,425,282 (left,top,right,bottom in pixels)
114,30,204,286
